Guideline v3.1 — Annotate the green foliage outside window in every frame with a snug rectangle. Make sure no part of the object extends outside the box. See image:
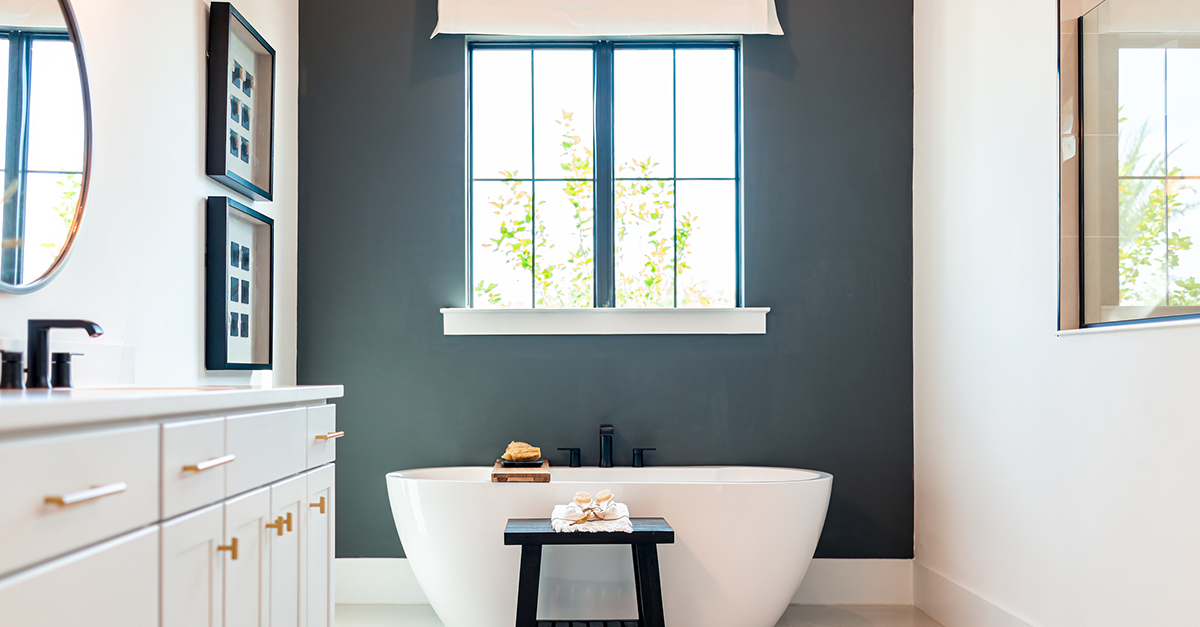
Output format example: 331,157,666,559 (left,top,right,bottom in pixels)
1118,111,1200,307
475,110,717,308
